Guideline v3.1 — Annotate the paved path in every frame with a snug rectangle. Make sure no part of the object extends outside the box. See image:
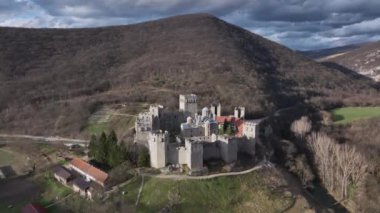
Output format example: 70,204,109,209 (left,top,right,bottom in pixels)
0,134,88,145
143,161,269,181
135,175,145,206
